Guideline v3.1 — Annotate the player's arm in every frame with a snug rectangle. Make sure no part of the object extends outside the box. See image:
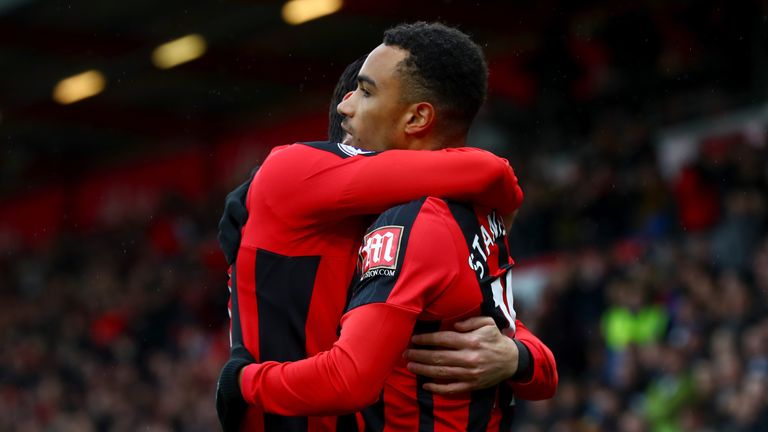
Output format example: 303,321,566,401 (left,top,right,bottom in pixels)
239,303,419,415
509,320,558,400
304,147,523,218
405,317,557,399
